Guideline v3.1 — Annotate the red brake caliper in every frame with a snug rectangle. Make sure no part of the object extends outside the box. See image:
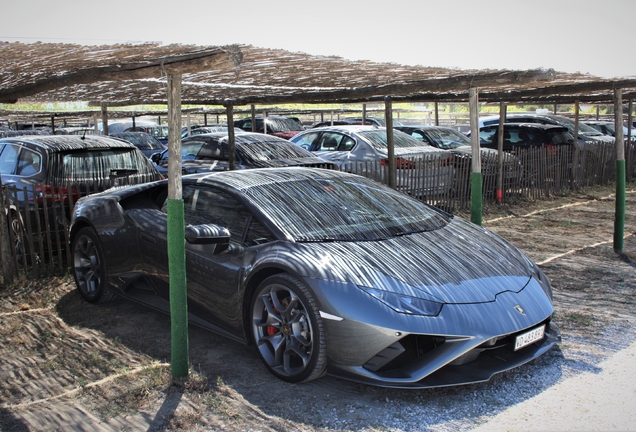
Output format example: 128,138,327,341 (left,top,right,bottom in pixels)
266,300,278,336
